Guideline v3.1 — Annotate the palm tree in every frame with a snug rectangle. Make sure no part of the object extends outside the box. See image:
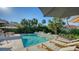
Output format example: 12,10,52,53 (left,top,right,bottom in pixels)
32,18,38,27
42,19,46,24
48,17,65,34
21,18,29,27
20,18,39,33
